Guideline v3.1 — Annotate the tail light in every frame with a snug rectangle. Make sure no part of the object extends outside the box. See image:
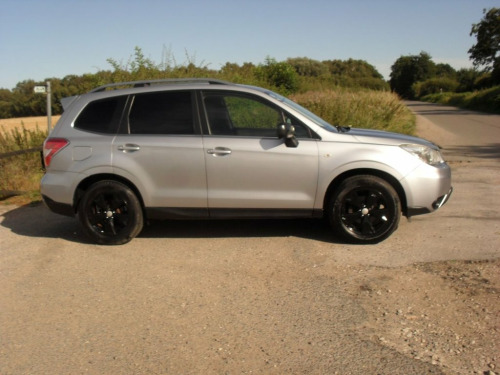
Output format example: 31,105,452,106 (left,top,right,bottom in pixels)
43,138,69,168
